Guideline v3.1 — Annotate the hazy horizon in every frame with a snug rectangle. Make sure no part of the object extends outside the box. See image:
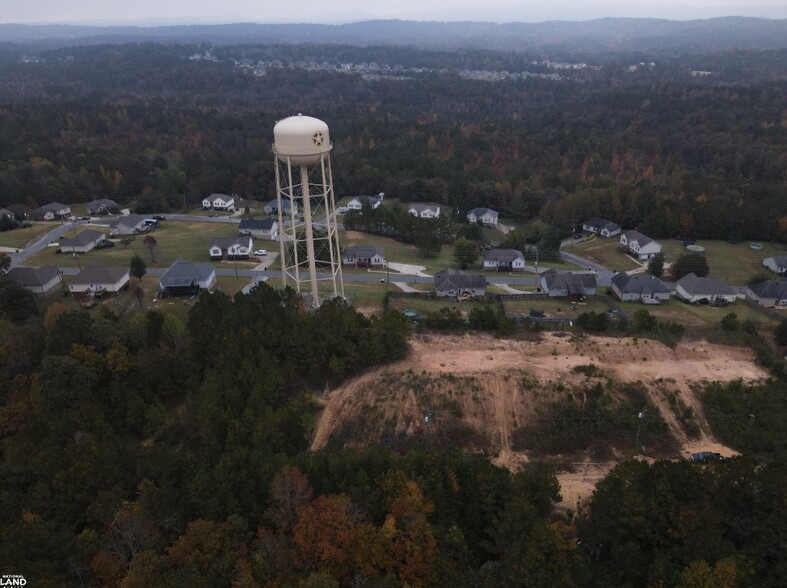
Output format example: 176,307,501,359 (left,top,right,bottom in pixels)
3,0,787,26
